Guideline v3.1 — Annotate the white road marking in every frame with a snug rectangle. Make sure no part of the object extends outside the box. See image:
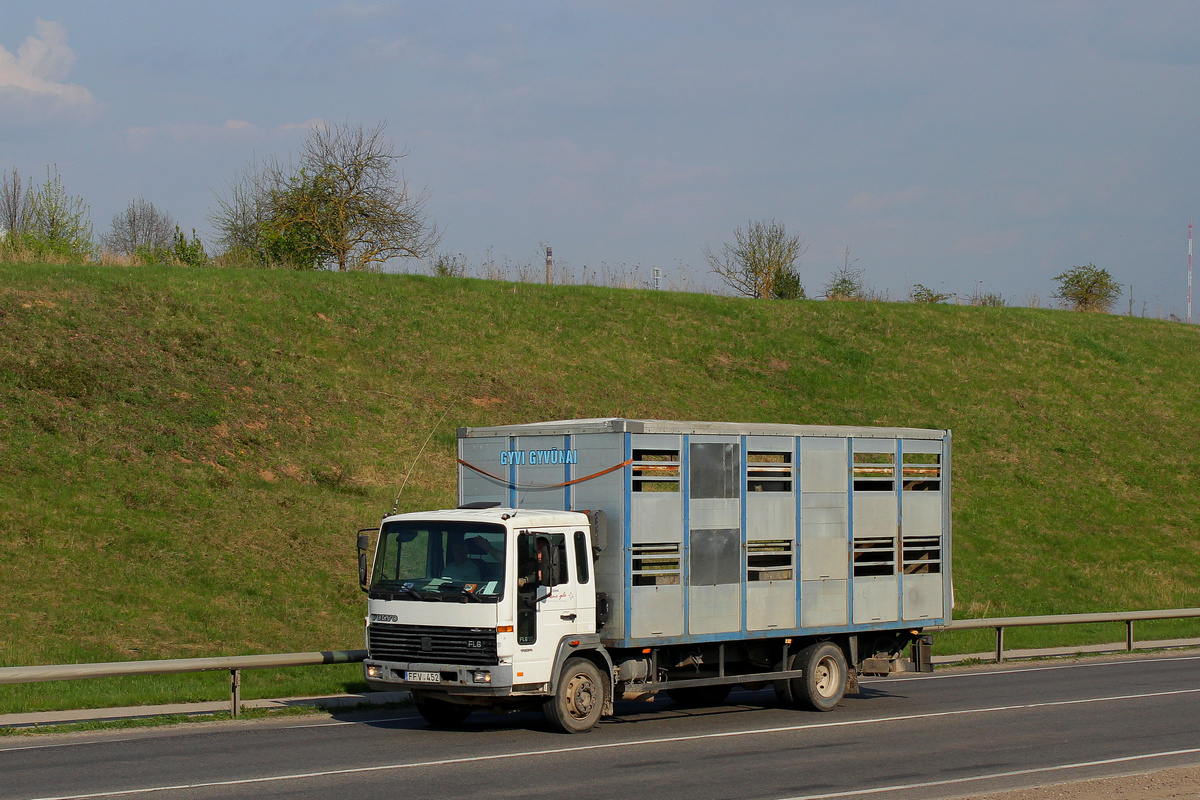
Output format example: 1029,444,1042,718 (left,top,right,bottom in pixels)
867,653,1200,684
0,738,138,754
19,686,1200,800
773,746,1200,799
